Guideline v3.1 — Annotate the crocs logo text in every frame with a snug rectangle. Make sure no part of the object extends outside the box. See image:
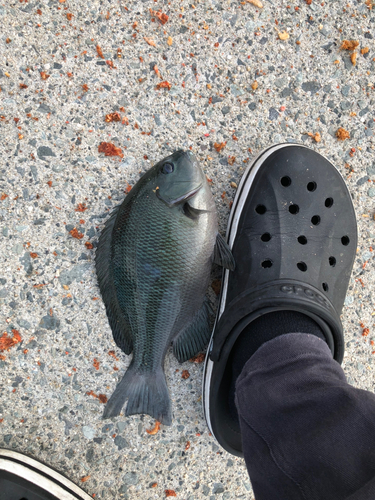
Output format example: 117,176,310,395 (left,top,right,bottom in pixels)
280,285,331,308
